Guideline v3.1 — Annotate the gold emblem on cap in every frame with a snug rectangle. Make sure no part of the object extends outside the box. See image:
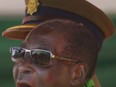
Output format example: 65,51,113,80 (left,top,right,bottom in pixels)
26,0,39,15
